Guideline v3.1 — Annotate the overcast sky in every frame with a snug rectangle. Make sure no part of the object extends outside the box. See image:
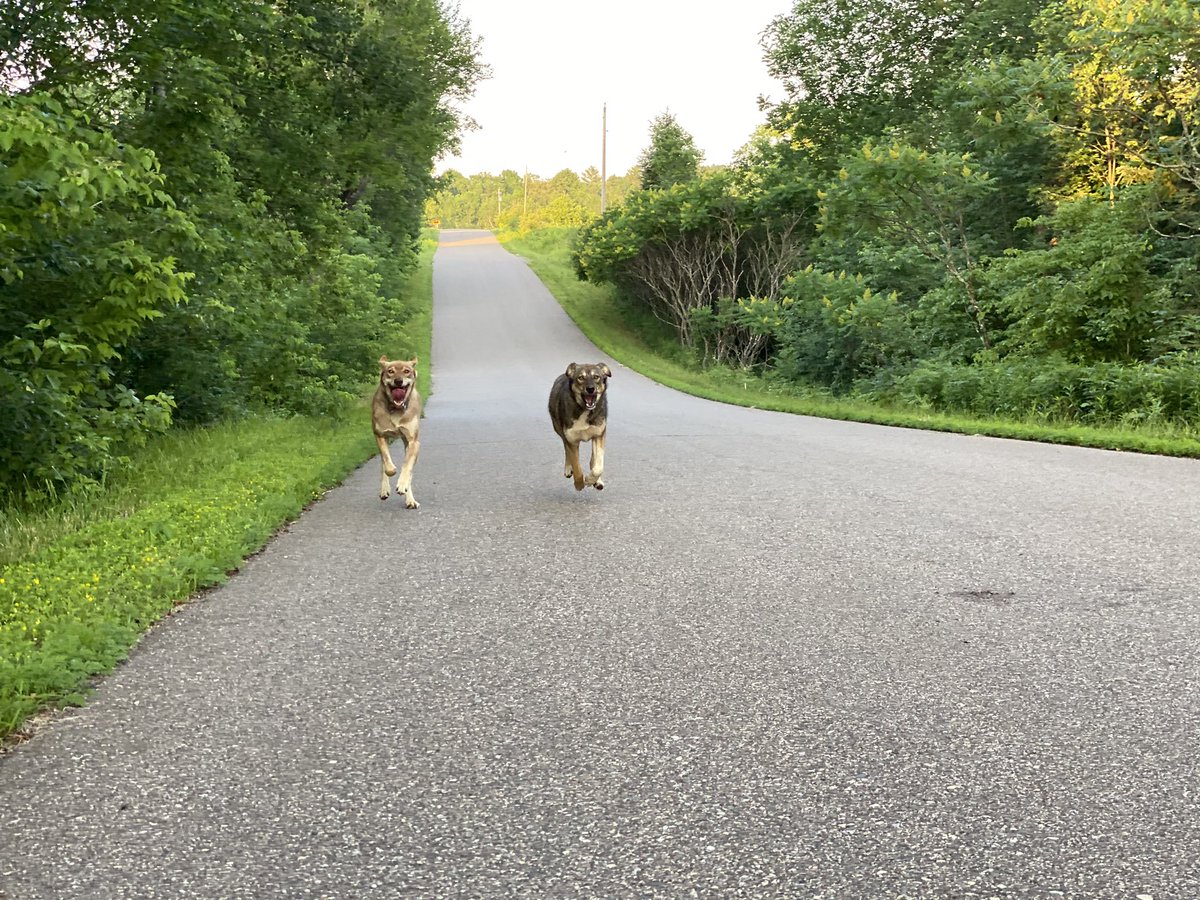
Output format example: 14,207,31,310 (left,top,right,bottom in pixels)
436,1,793,179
